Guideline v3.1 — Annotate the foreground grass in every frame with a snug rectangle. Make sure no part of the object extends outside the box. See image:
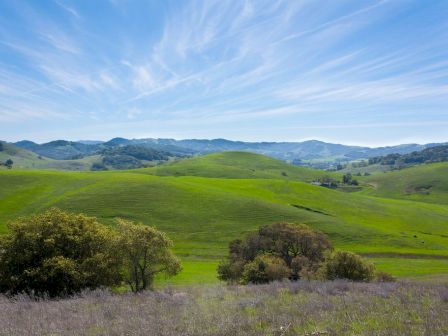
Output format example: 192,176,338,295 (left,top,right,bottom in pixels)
0,281,446,336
